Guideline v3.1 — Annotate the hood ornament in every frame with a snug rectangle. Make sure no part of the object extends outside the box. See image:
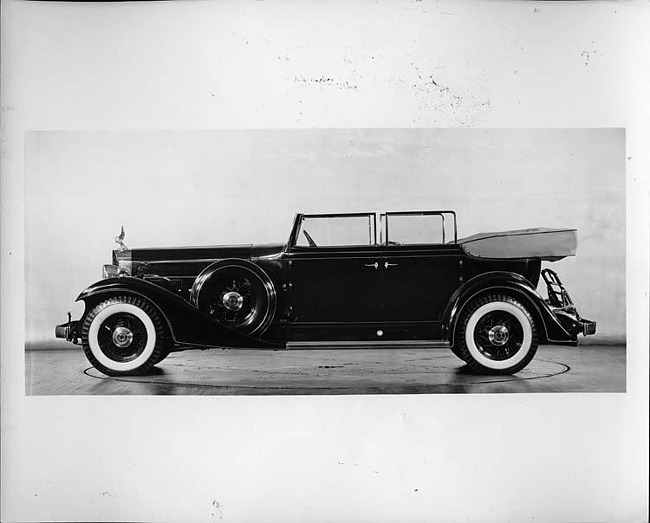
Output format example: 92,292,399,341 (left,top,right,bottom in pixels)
115,225,128,251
